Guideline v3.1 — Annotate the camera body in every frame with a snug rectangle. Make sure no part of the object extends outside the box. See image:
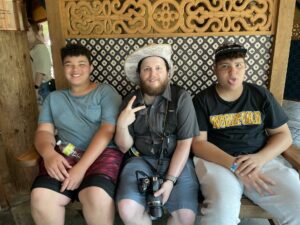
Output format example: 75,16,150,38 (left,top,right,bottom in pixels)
138,175,164,219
